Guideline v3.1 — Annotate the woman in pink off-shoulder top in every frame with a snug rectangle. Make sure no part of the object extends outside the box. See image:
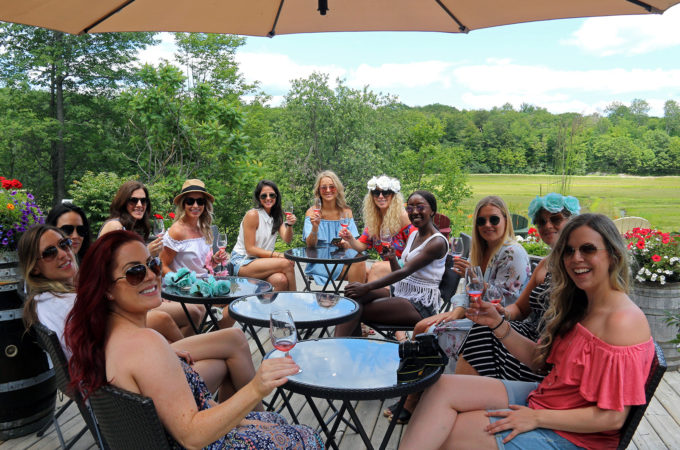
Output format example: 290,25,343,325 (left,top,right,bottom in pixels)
400,213,654,450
